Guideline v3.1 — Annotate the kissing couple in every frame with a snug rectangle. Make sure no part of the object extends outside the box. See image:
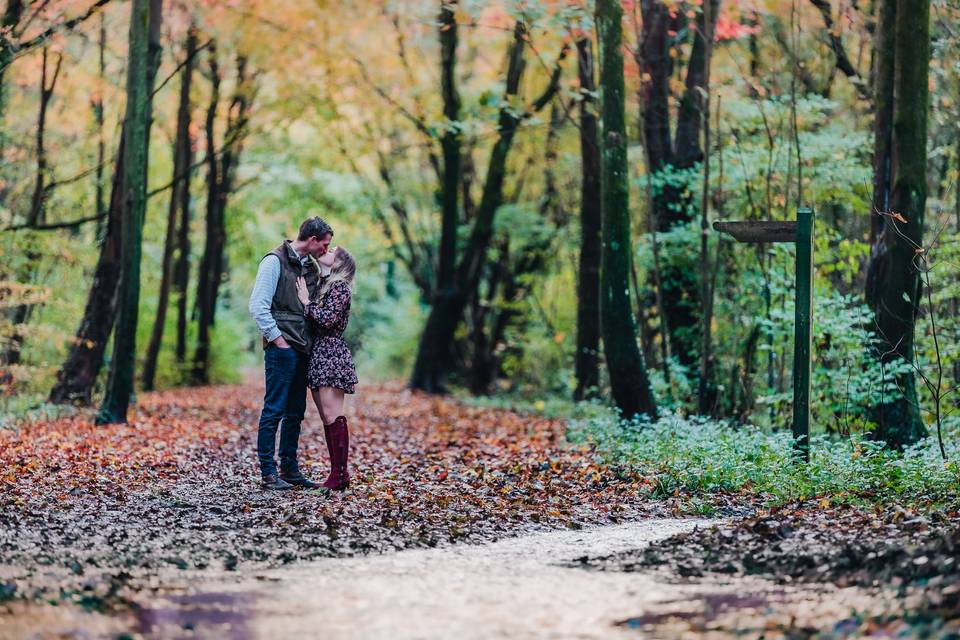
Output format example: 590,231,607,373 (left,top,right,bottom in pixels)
248,216,358,491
